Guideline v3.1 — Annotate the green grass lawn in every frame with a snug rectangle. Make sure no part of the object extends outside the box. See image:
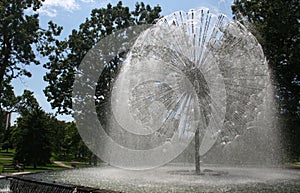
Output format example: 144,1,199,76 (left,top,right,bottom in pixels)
0,149,76,173
286,161,300,169
0,149,14,158
0,149,14,173
20,164,66,173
